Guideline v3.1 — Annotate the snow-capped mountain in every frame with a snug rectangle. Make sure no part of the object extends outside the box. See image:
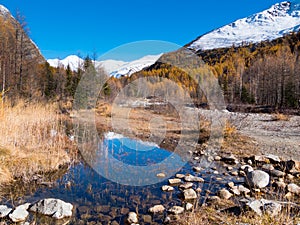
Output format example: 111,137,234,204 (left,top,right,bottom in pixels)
47,54,162,78
188,1,300,51
47,55,84,71
109,54,162,78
